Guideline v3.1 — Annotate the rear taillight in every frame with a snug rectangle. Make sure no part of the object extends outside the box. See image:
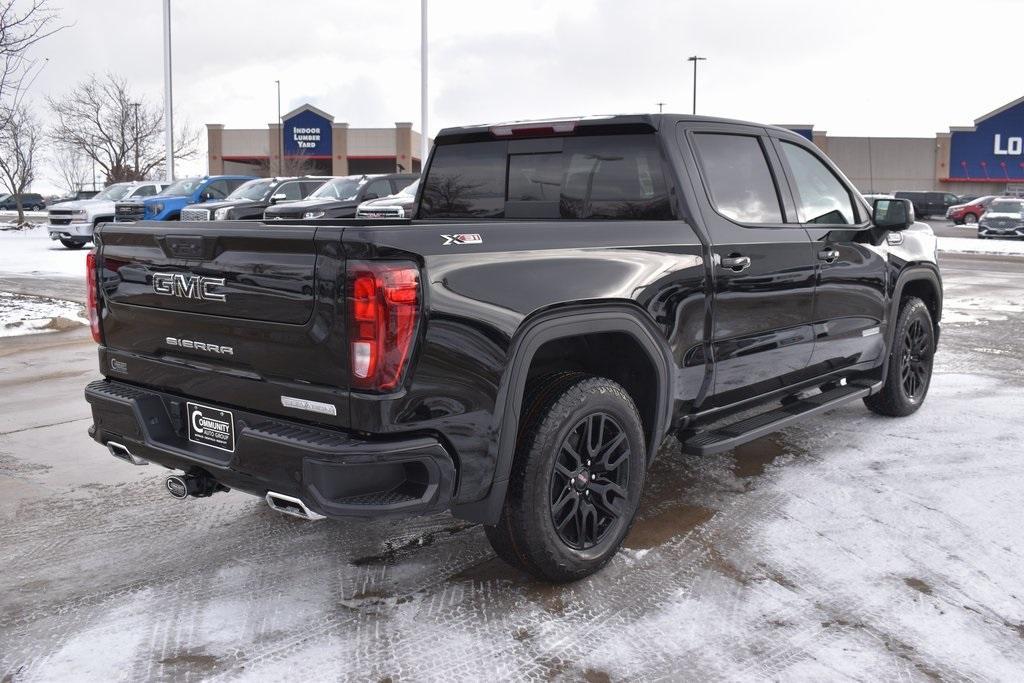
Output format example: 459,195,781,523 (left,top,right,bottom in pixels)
347,261,420,392
86,249,101,343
